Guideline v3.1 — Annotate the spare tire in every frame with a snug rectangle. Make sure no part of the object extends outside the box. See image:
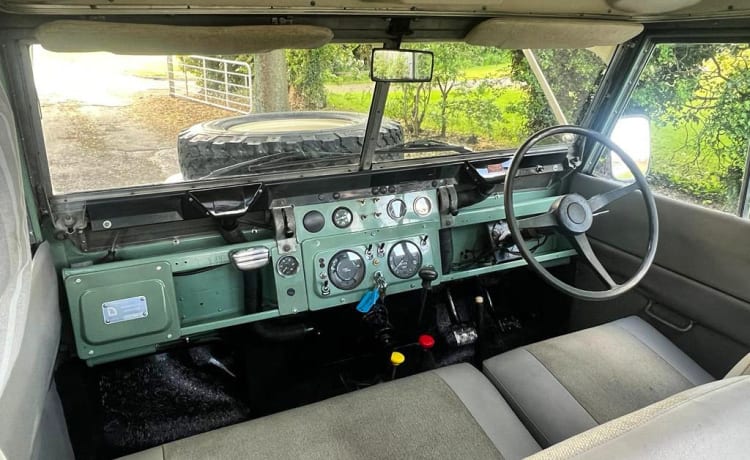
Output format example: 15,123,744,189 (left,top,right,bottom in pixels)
177,111,404,180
